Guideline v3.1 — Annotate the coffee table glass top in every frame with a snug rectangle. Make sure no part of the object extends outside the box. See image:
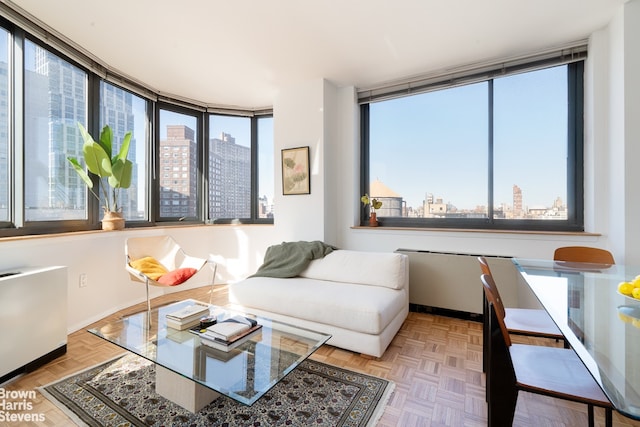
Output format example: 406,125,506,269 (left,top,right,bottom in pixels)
88,299,331,406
